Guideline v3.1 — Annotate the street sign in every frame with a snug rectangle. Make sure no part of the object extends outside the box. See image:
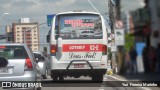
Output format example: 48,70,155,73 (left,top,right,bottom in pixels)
115,29,125,46
115,20,123,29
110,33,115,40
47,14,56,27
